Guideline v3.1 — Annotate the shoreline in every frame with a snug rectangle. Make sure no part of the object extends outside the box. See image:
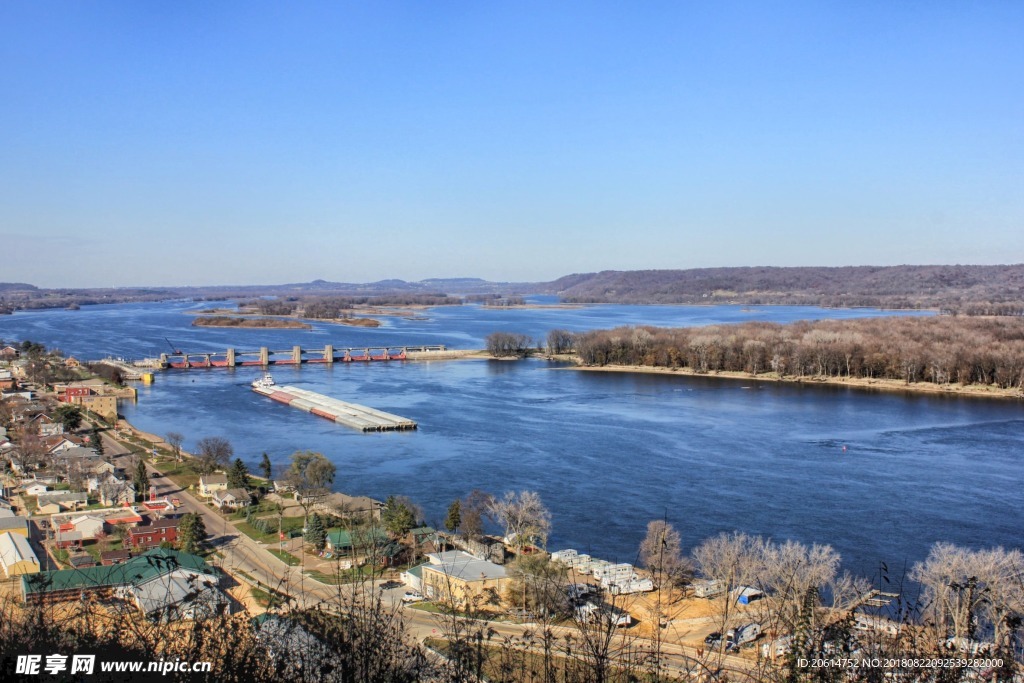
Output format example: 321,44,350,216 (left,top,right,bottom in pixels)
565,362,1024,401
